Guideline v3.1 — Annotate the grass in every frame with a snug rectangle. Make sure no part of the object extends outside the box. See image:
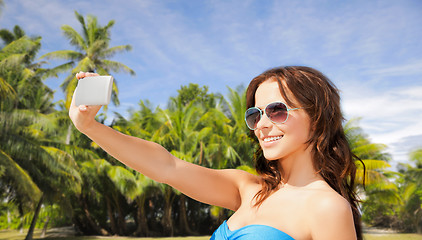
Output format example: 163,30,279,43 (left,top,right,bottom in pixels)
364,234,422,240
0,229,211,240
1,229,422,240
